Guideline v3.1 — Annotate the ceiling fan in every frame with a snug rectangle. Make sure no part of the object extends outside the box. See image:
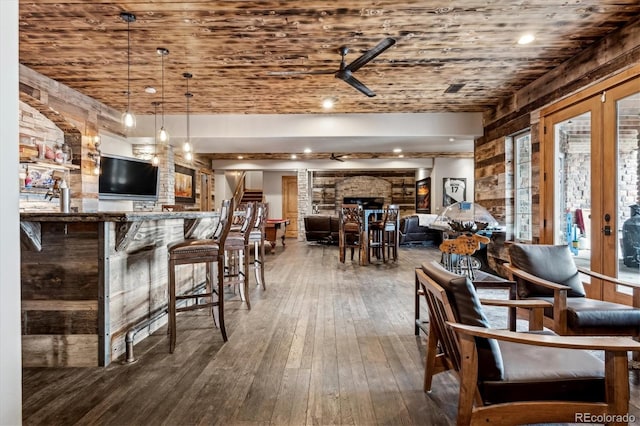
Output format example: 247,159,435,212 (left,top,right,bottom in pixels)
330,153,345,162
269,37,396,97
